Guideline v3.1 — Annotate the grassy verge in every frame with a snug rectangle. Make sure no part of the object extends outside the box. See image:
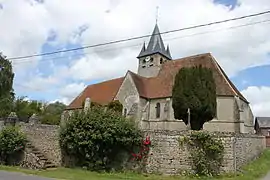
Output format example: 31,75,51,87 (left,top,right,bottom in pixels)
1,149,270,180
